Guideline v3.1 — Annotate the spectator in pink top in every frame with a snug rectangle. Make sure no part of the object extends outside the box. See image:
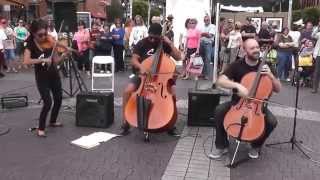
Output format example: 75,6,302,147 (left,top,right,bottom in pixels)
183,18,201,80
73,21,91,75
